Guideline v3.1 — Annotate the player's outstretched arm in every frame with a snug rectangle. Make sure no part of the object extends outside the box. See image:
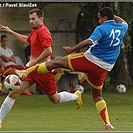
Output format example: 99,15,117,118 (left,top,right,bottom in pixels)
63,39,92,54
0,24,29,45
